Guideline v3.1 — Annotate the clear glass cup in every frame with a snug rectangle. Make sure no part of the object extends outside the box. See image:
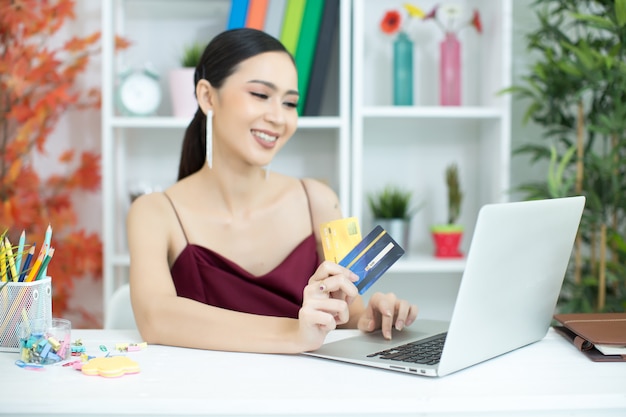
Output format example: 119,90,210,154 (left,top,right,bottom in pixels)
18,318,71,364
